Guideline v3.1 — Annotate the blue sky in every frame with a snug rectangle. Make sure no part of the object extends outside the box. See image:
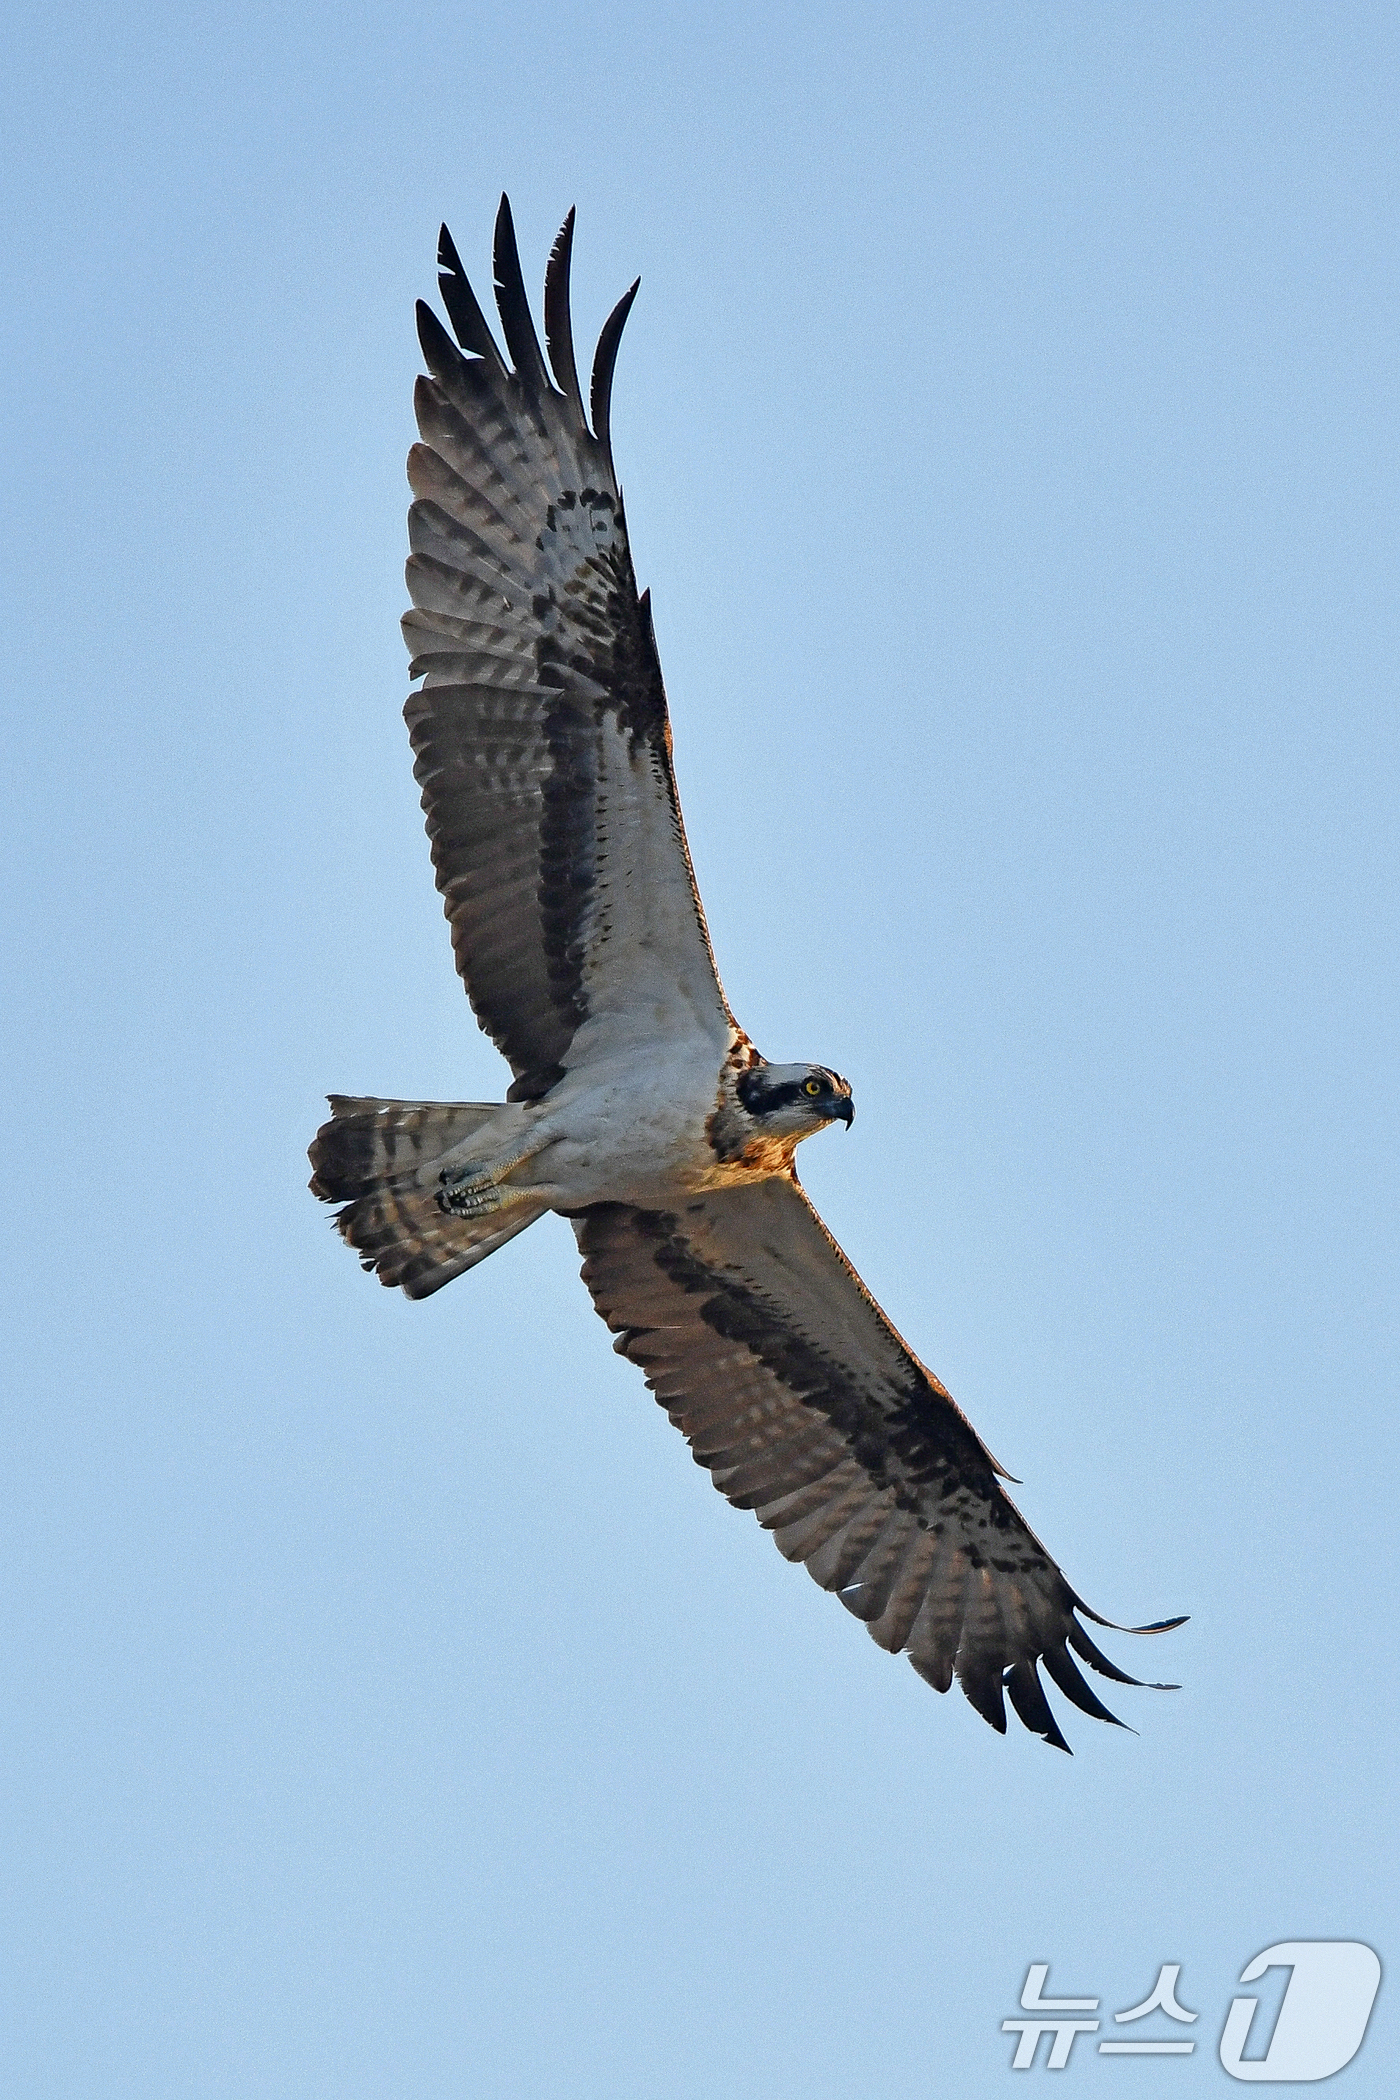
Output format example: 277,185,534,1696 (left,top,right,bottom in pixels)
2,3,1396,2093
